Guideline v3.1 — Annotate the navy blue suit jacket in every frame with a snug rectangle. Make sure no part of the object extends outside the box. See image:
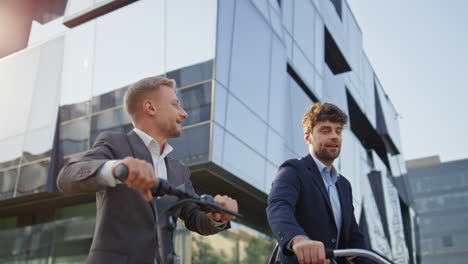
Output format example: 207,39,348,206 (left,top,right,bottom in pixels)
267,154,370,264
